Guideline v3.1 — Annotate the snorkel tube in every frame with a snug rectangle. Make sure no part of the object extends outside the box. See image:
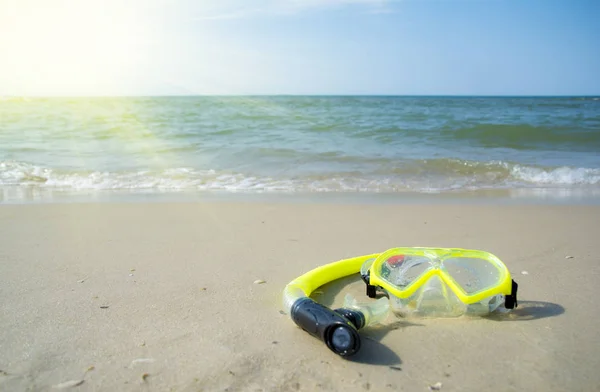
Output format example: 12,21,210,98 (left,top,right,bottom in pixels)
282,254,390,357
